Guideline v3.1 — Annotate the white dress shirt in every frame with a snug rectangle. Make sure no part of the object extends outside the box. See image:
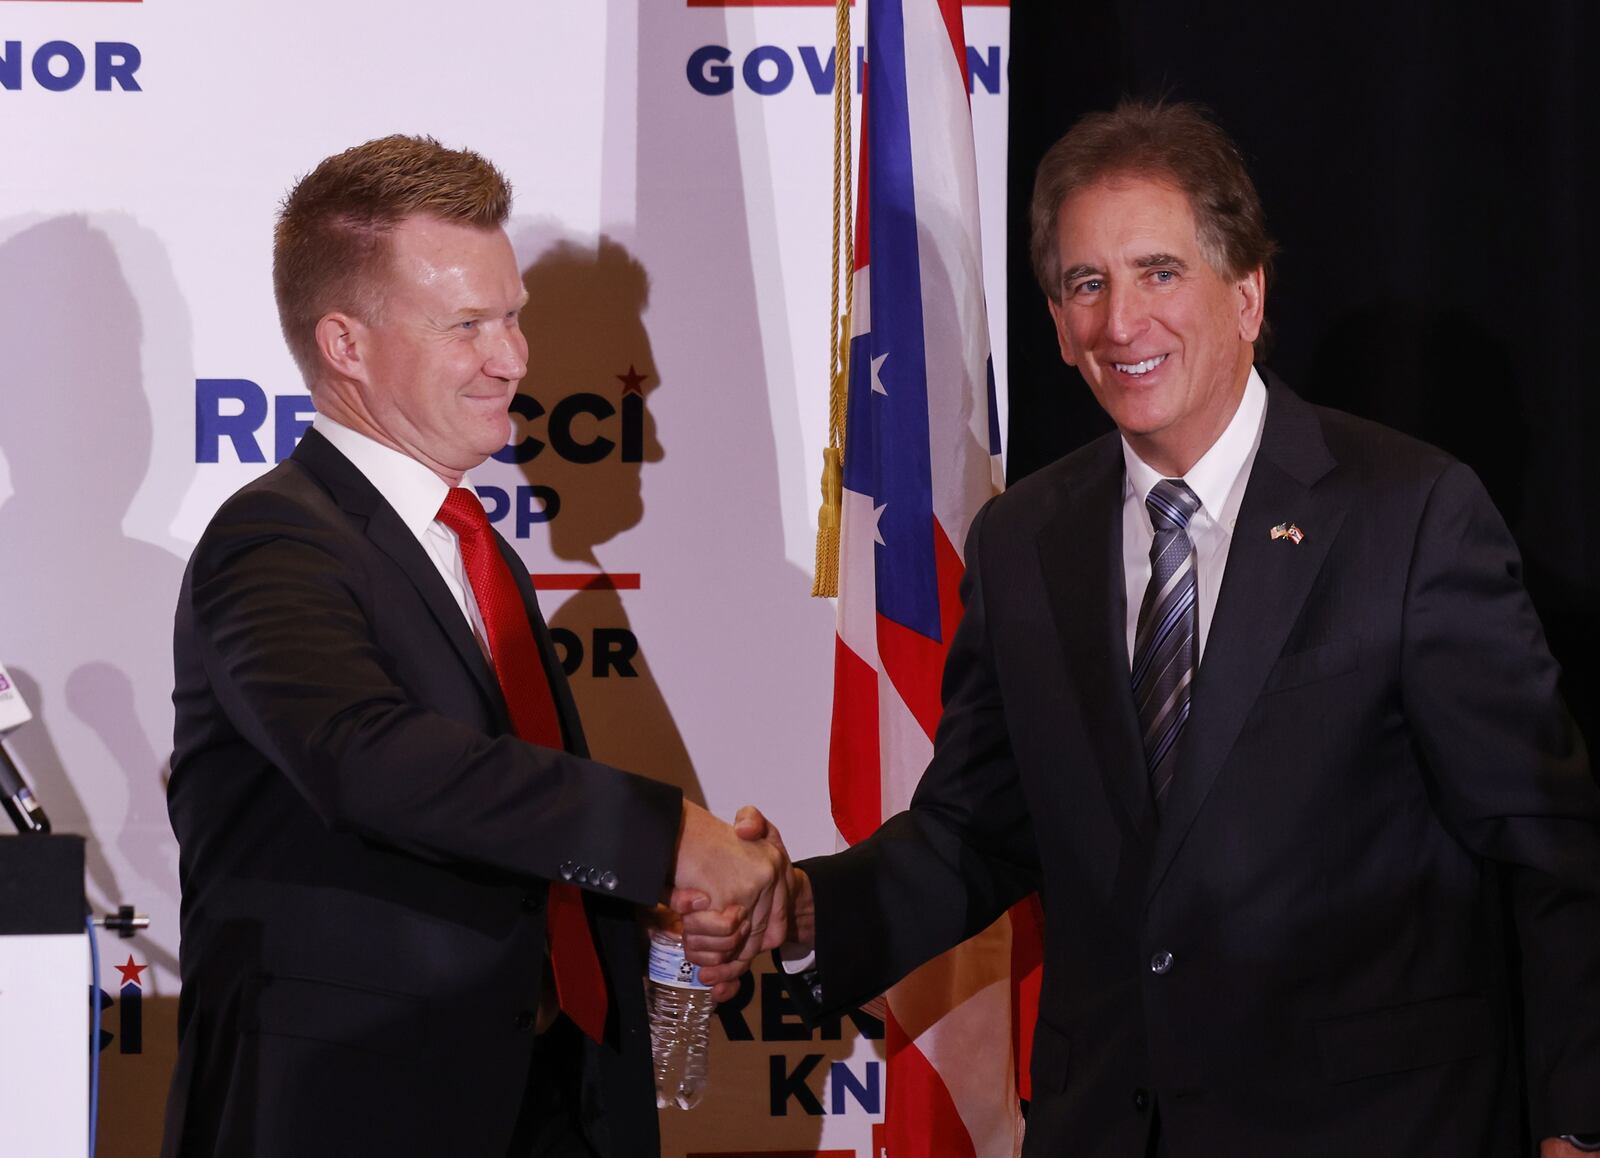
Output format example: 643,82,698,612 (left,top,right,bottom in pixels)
312,414,494,662
1120,367,1267,667
788,371,1269,979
